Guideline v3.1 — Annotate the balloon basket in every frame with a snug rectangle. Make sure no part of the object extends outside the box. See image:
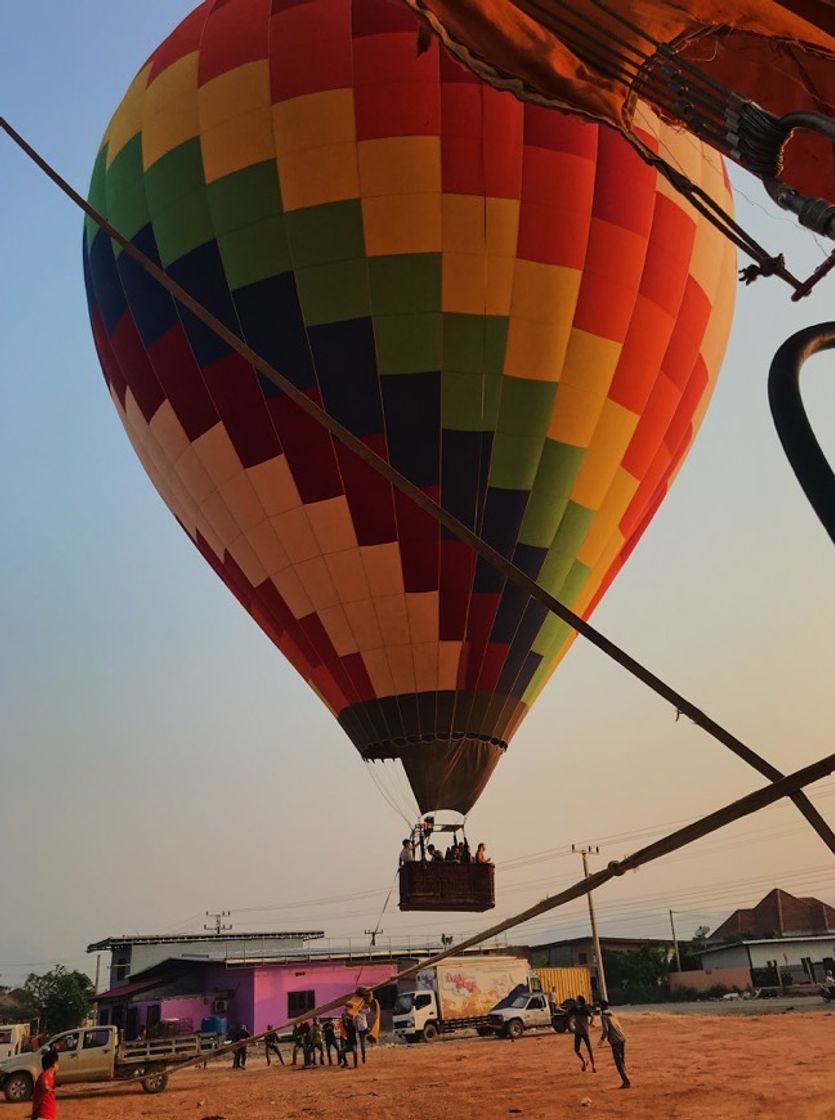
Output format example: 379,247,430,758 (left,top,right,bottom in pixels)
399,861,495,912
